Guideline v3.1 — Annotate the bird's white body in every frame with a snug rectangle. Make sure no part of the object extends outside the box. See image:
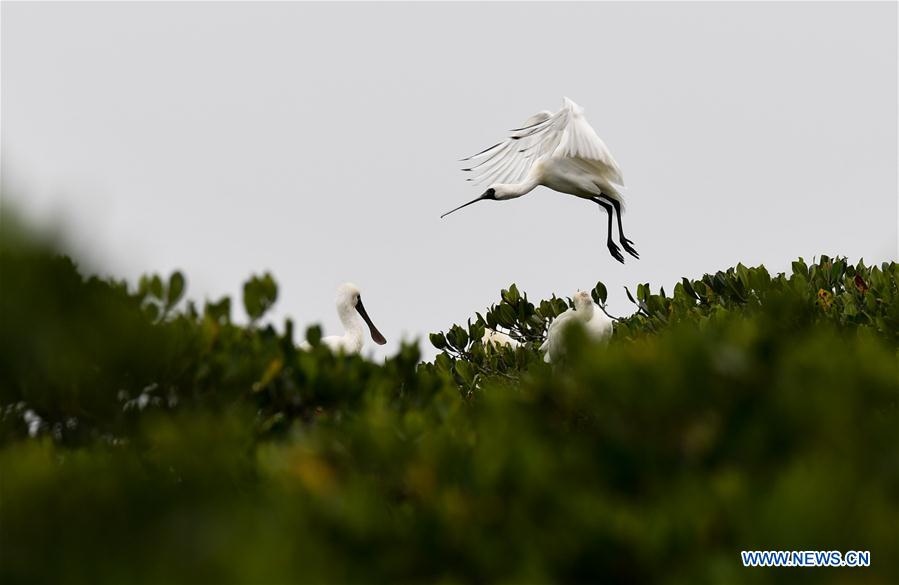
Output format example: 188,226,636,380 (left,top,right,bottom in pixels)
445,97,638,263
540,291,613,363
537,156,623,206
301,283,386,354
481,328,520,349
